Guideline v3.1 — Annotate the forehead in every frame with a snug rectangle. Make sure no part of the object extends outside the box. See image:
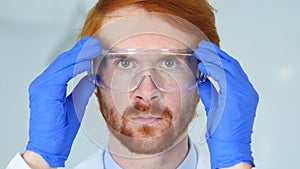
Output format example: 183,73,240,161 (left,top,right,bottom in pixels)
98,5,198,50
111,34,188,49
102,6,187,49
